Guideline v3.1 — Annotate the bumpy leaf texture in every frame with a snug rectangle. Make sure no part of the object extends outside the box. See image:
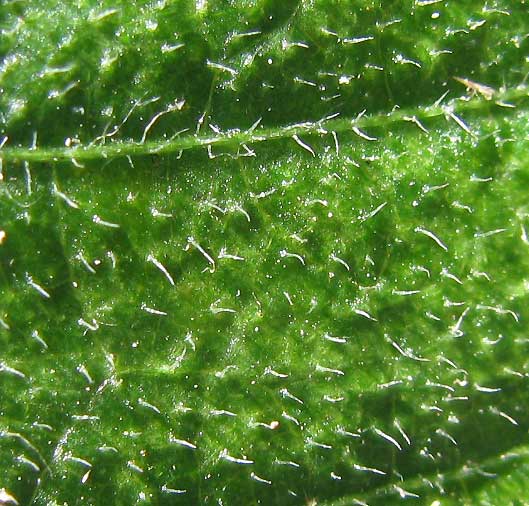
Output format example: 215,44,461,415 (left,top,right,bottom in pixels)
1,1,529,505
